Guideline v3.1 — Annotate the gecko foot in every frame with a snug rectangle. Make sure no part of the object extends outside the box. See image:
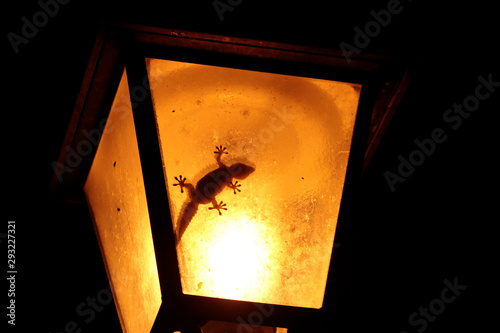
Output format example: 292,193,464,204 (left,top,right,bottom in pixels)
209,200,227,215
173,175,187,193
228,181,241,194
214,145,228,156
